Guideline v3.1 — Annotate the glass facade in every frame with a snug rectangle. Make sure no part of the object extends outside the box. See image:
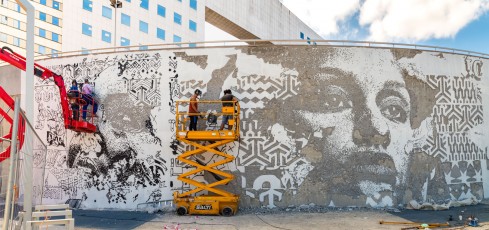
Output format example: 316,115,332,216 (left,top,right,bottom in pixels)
102,6,112,19
82,23,92,36
173,34,181,43
52,33,59,42
157,28,165,40
121,13,130,26
39,12,46,21
13,37,20,47
39,45,45,54
12,0,203,54
83,0,93,12
157,5,166,17
190,0,197,10
102,30,112,43
140,0,149,10
174,12,181,25
139,20,148,33
121,37,130,46
53,1,60,10
189,20,197,32
39,28,46,38
52,16,60,26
